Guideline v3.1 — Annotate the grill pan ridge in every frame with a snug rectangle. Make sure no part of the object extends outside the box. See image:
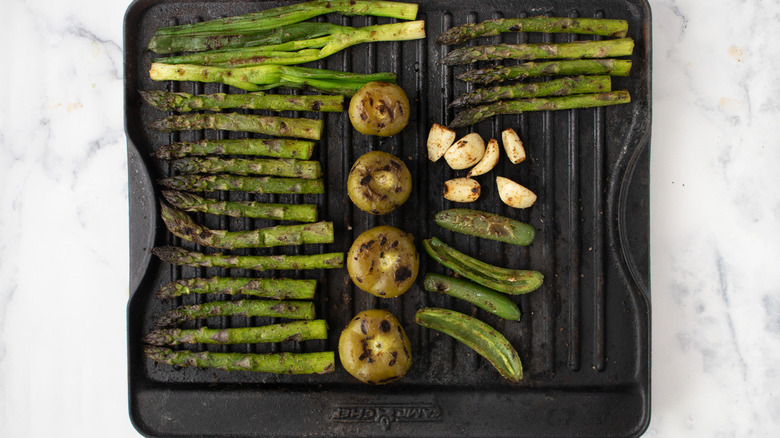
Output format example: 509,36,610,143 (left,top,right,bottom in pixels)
125,0,651,436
